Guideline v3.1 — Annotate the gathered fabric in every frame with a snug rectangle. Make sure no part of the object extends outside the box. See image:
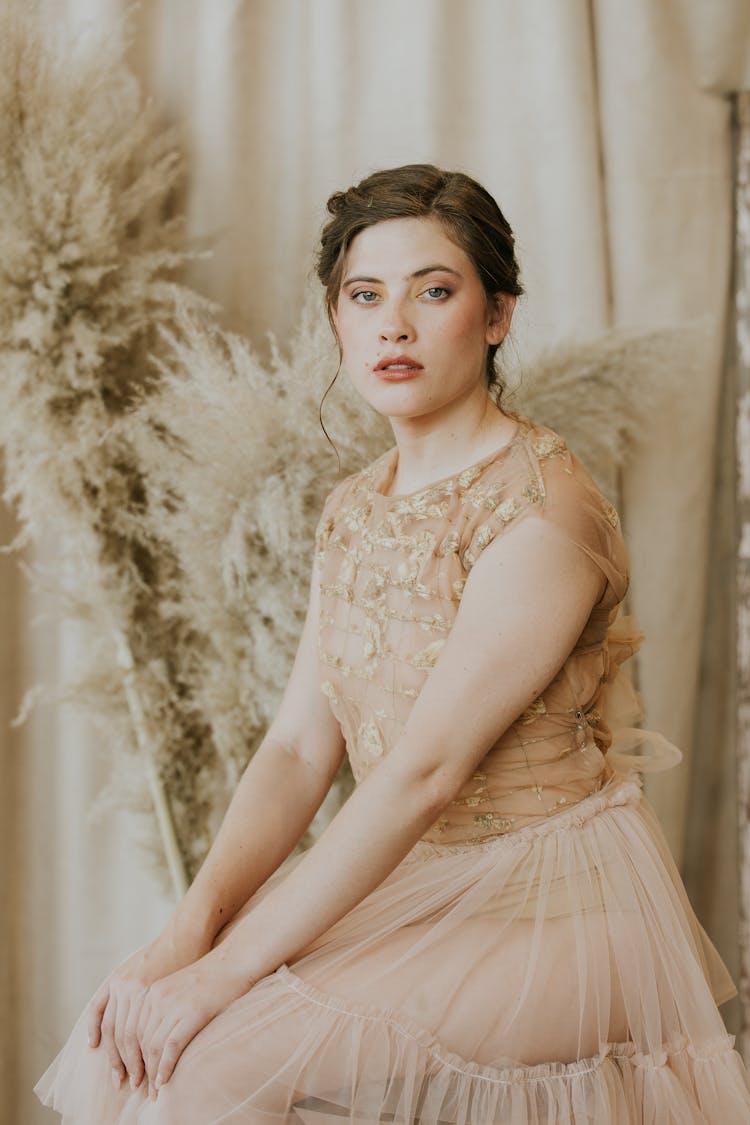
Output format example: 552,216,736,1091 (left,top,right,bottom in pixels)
35,414,750,1122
